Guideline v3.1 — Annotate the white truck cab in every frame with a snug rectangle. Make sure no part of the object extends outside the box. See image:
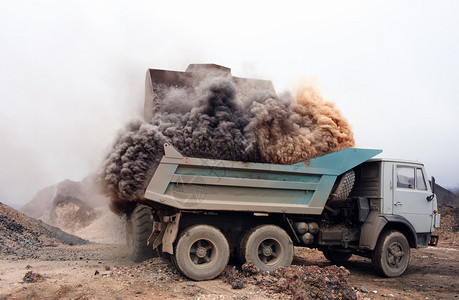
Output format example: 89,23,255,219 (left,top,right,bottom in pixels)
353,158,440,250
